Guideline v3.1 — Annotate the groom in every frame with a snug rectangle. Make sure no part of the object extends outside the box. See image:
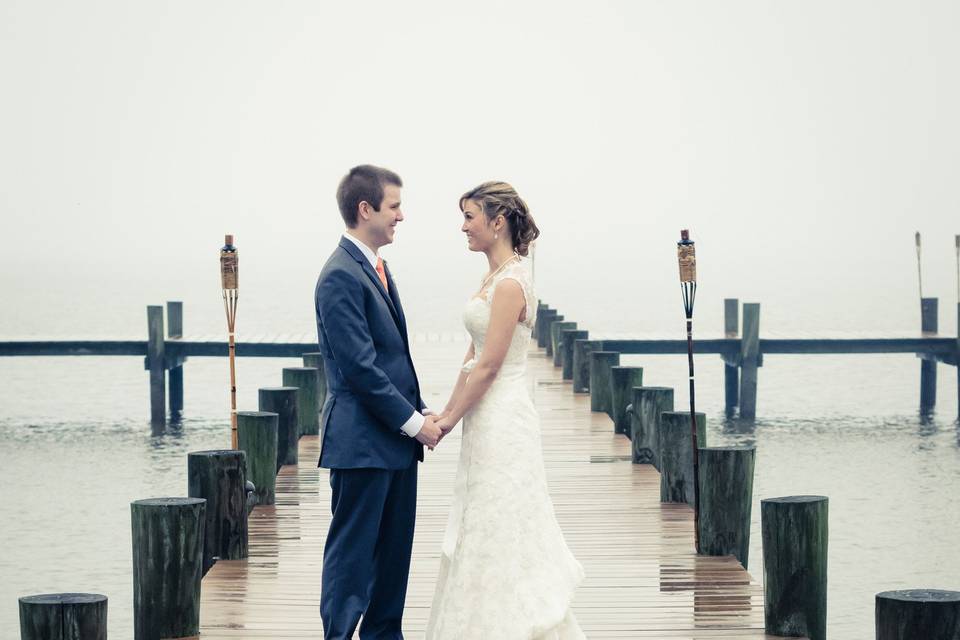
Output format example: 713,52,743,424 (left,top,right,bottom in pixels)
314,165,442,639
